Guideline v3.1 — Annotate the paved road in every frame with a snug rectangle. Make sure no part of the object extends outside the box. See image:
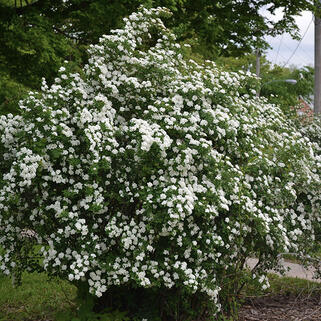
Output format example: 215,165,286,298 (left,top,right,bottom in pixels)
246,258,321,283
